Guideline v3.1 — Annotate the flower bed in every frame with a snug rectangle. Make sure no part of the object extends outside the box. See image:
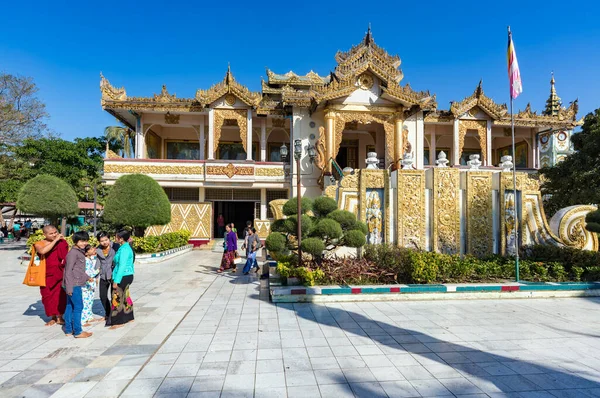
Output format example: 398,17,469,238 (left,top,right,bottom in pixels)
276,244,600,287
